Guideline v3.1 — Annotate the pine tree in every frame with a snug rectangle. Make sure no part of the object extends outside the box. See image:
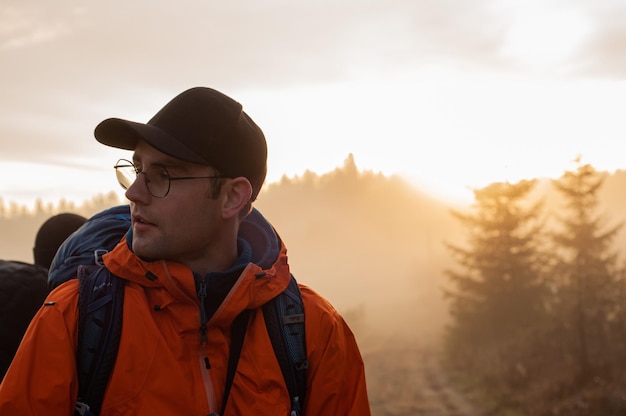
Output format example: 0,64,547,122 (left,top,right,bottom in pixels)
444,179,548,383
551,162,624,382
